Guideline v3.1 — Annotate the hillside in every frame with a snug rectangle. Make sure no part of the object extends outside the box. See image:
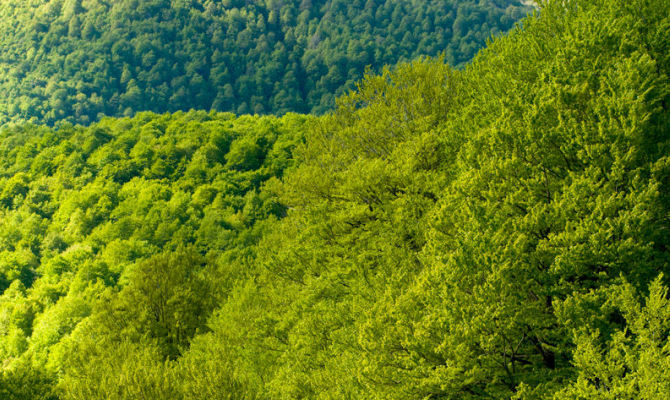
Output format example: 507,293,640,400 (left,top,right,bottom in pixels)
1,0,670,399
0,0,530,126
0,110,313,399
